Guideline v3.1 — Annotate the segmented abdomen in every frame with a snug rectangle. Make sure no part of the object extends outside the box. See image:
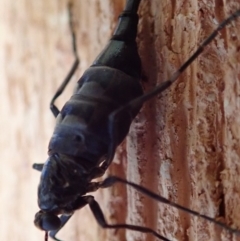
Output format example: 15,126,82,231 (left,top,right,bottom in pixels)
49,66,143,165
